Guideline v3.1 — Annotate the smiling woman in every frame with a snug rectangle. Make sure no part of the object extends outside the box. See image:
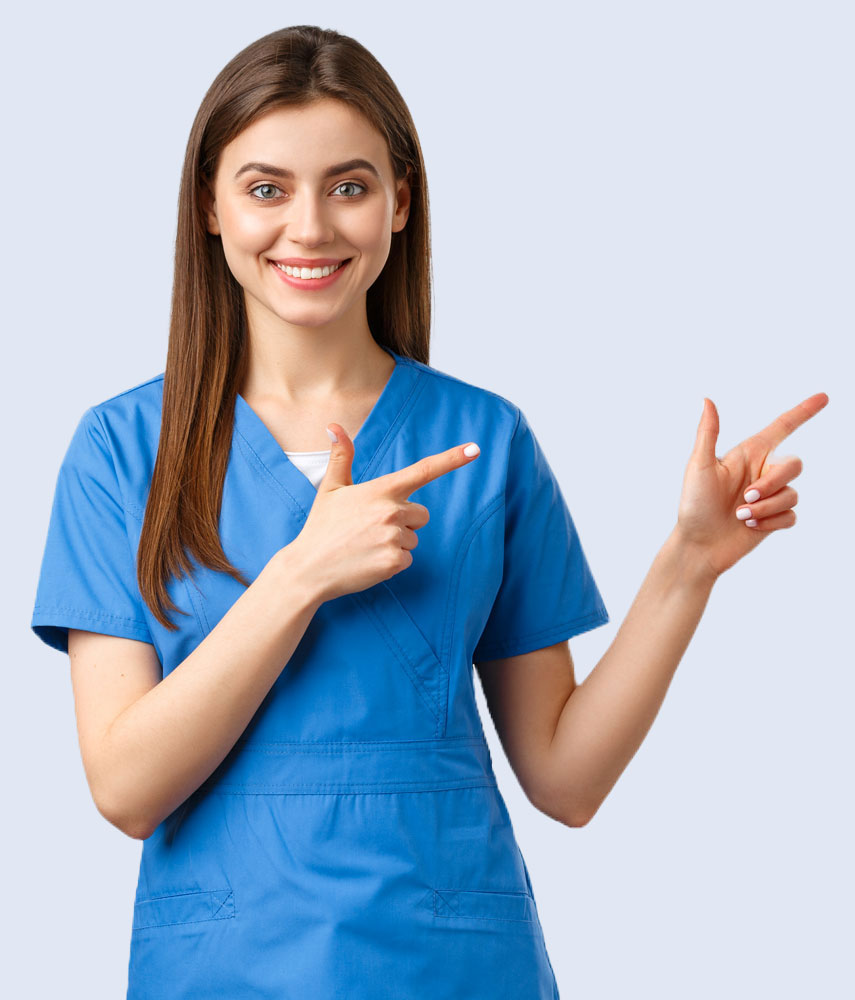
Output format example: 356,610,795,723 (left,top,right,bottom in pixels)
31,22,605,1000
